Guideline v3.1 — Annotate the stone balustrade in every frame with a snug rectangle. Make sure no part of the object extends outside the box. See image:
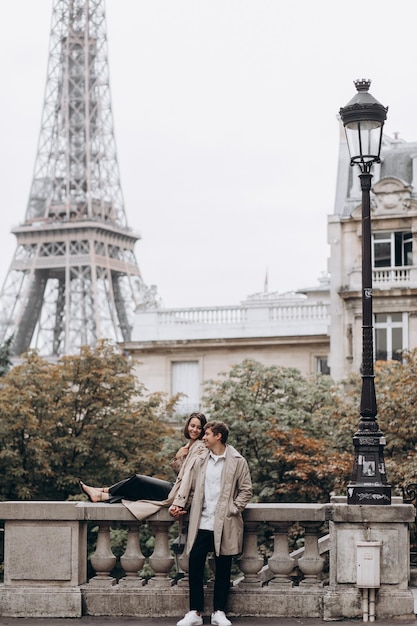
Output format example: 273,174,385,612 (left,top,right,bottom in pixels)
158,306,247,325
131,301,330,342
0,500,415,621
348,266,415,292
373,267,411,286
